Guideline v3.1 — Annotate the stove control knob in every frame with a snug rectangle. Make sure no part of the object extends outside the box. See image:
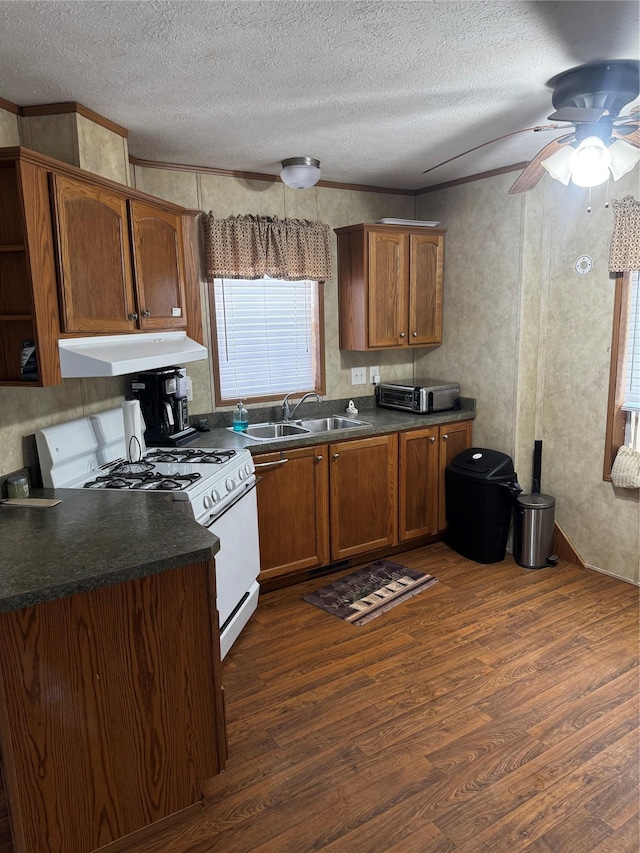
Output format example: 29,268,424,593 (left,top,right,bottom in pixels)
203,495,213,509
211,489,222,503
225,478,236,493
244,462,252,475
238,467,246,480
